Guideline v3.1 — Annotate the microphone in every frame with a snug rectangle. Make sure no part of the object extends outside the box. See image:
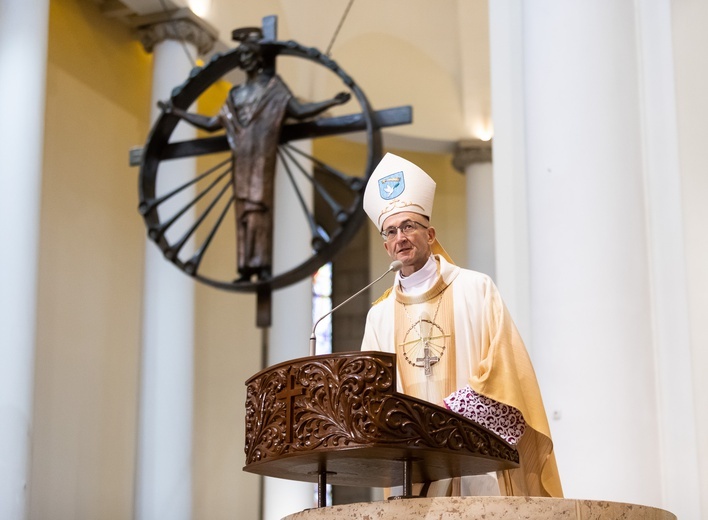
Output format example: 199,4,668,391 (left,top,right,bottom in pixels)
309,260,403,357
